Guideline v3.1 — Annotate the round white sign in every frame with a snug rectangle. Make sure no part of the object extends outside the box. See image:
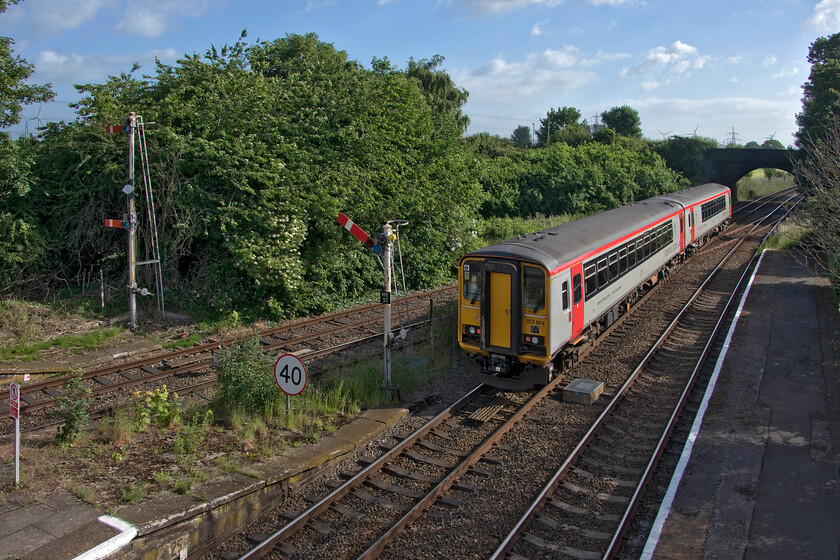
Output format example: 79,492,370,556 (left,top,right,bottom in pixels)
274,354,307,396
